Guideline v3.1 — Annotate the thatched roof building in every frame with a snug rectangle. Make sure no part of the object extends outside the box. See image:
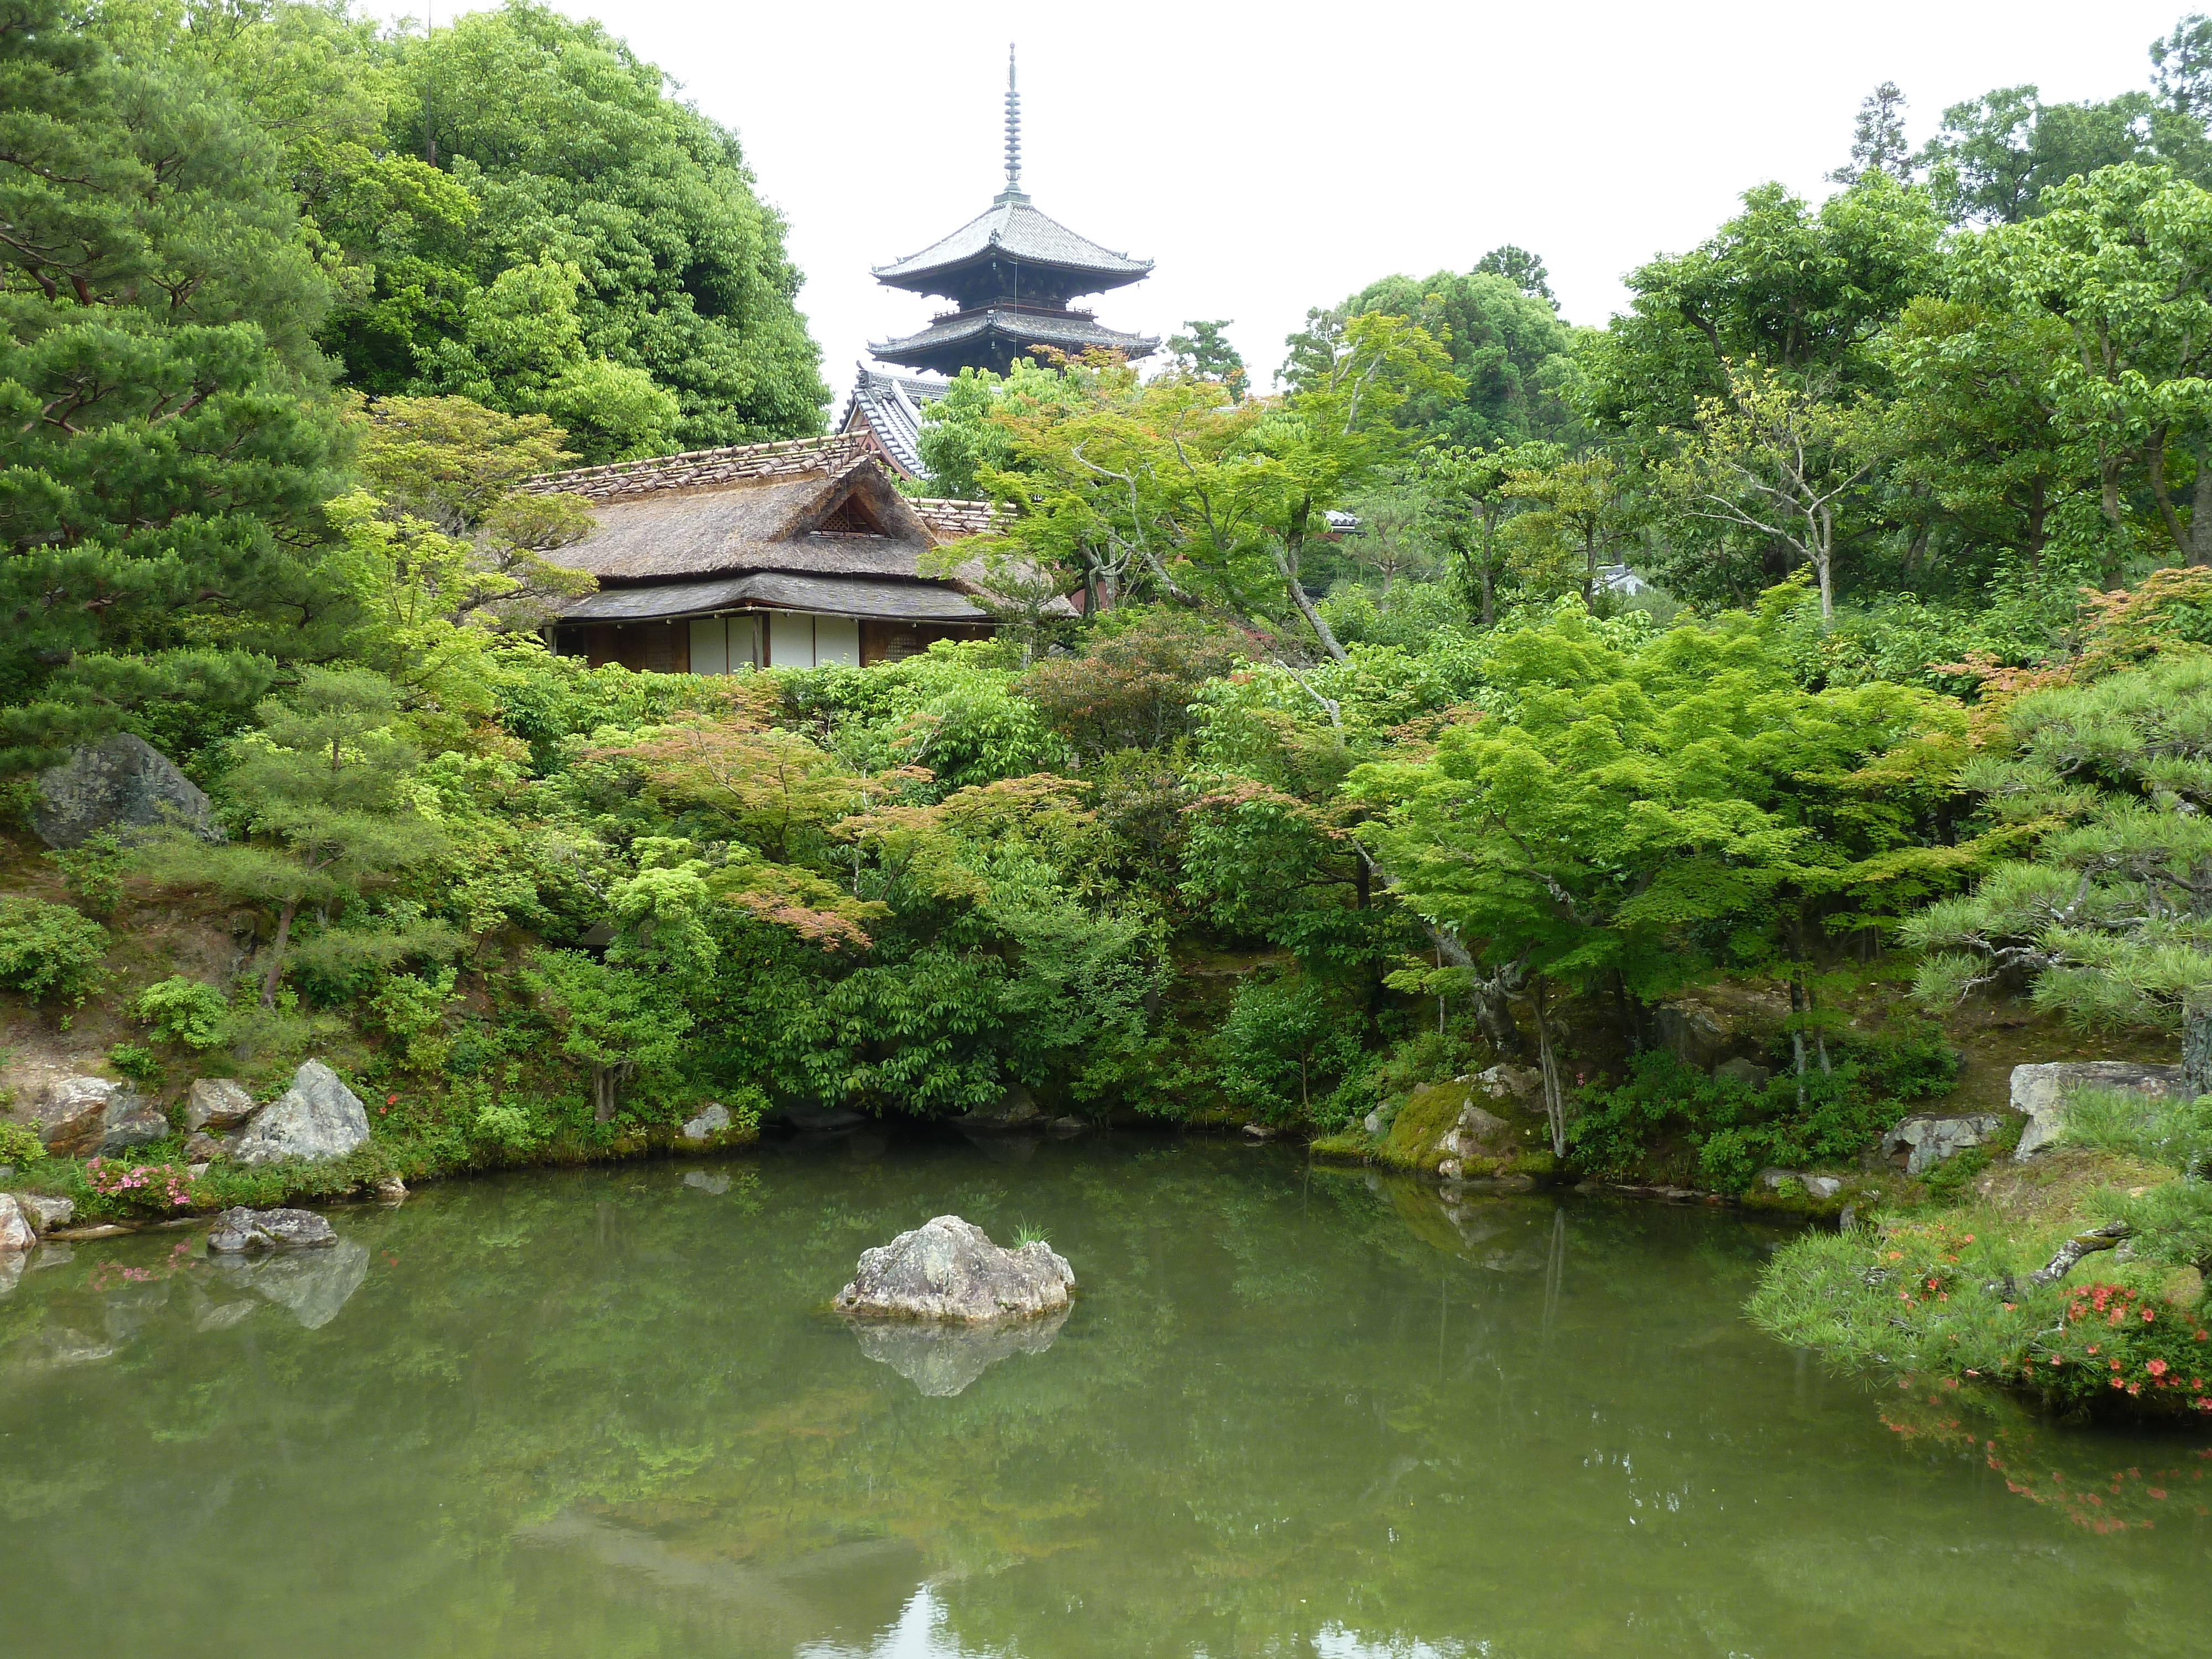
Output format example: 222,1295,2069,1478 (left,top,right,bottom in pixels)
531,434,1033,672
